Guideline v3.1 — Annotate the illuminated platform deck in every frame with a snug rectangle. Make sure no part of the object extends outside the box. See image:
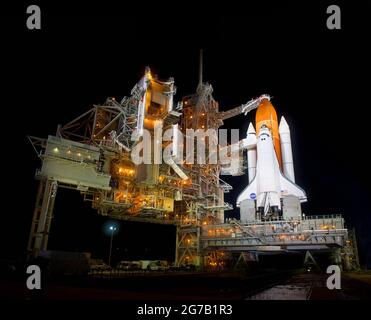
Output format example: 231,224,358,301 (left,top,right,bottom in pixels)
201,215,348,253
